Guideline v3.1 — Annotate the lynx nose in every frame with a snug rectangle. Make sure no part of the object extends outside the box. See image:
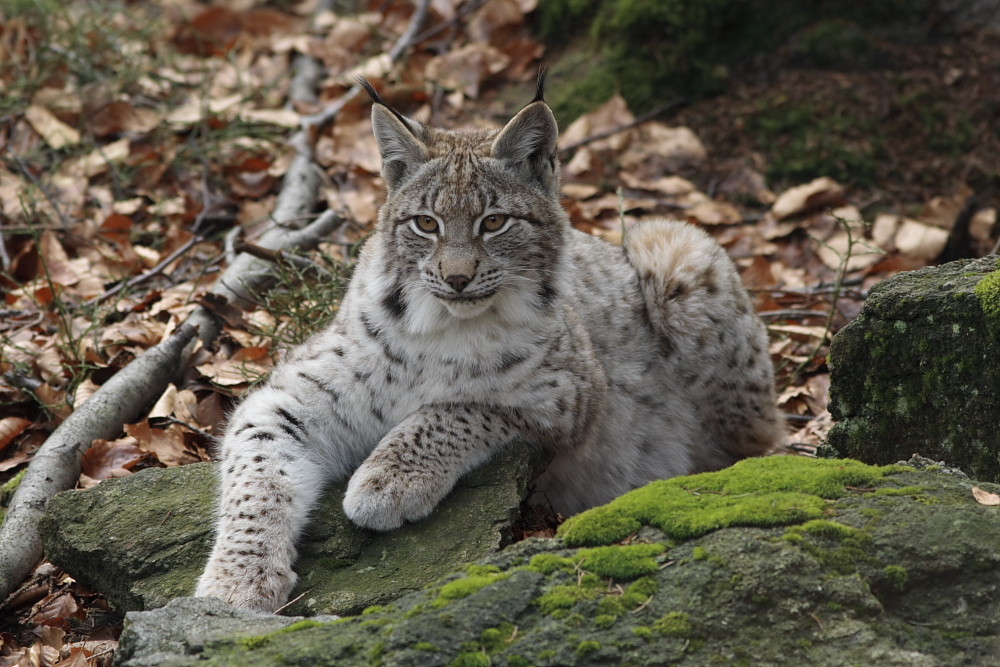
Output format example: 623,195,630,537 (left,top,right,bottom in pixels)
445,274,473,293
